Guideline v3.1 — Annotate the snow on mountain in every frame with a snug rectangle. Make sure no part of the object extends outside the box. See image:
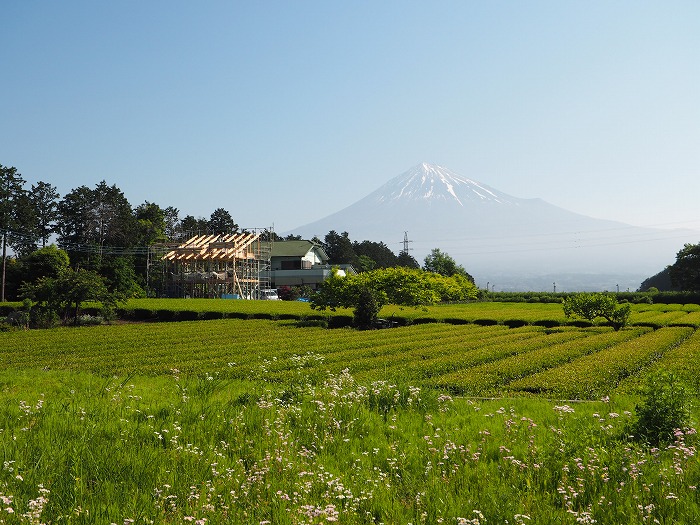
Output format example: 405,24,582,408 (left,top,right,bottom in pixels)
372,163,516,206
286,163,694,291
